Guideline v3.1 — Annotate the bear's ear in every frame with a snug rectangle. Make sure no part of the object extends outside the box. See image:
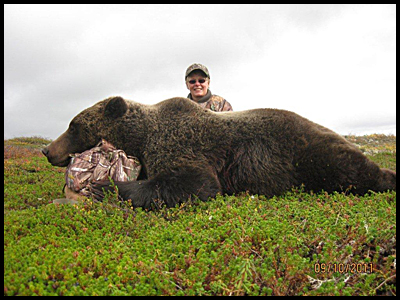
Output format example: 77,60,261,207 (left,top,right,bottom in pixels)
104,96,128,118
